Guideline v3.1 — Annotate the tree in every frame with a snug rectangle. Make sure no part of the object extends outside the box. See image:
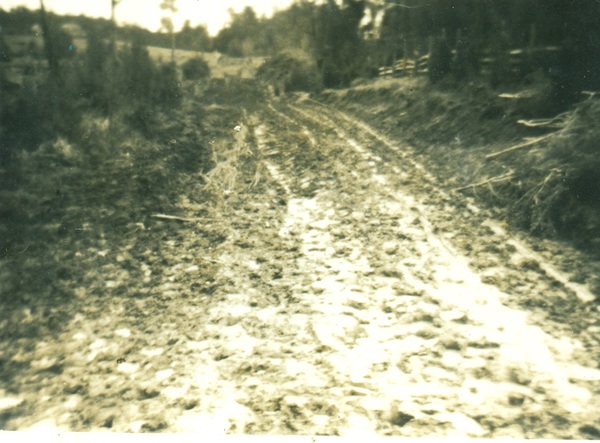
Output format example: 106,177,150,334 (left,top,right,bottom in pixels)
107,0,123,133
120,40,155,102
80,31,111,112
213,7,270,56
178,20,211,52
535,0,600,109
313,0,366,88
263,1,318,56
0,7,38,34
111,0,120,24
110,0,123,54
160,0,177,63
